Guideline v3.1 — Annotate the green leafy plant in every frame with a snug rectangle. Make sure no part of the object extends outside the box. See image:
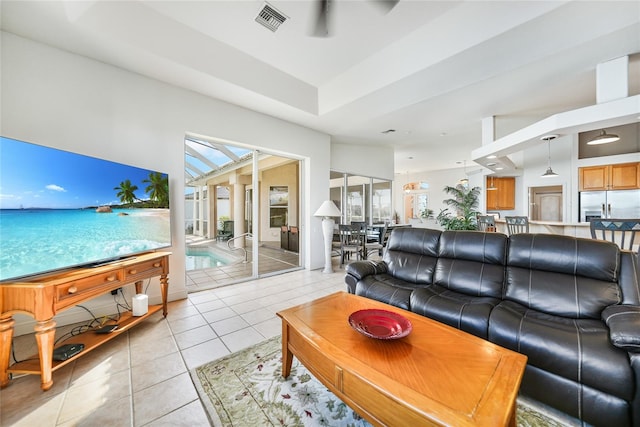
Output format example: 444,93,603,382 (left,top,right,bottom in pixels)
420,208,434,219
218,215,230,229
436,185,480,230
